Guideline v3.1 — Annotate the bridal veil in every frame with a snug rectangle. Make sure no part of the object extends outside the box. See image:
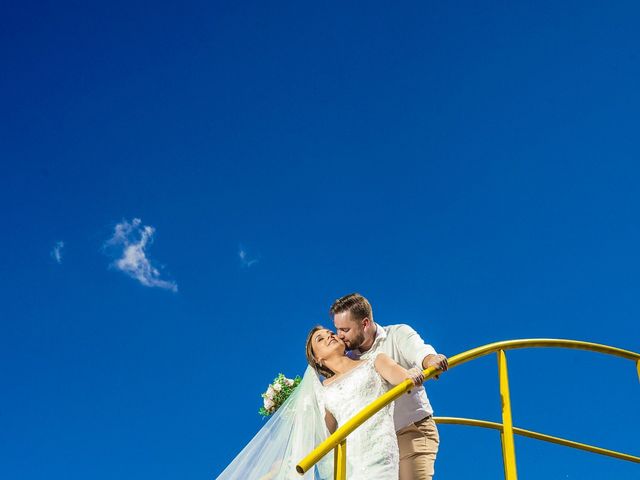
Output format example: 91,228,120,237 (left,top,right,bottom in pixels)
216,366,333,479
